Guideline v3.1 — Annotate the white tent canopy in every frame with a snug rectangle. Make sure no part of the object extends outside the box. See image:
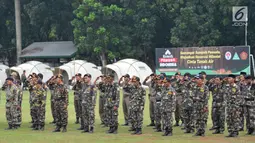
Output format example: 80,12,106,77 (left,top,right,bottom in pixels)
0,64,8,88
10,61,54,82
106,59,153,82
59,60,102,83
